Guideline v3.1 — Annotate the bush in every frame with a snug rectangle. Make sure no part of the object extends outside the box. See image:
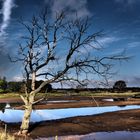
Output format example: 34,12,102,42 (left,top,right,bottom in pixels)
0,89,4,93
